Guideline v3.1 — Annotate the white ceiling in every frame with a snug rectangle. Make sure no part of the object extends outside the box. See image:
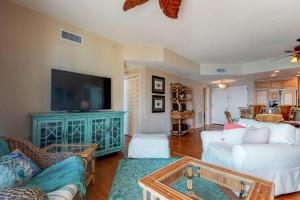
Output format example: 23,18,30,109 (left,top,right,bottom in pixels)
11,0,300,64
